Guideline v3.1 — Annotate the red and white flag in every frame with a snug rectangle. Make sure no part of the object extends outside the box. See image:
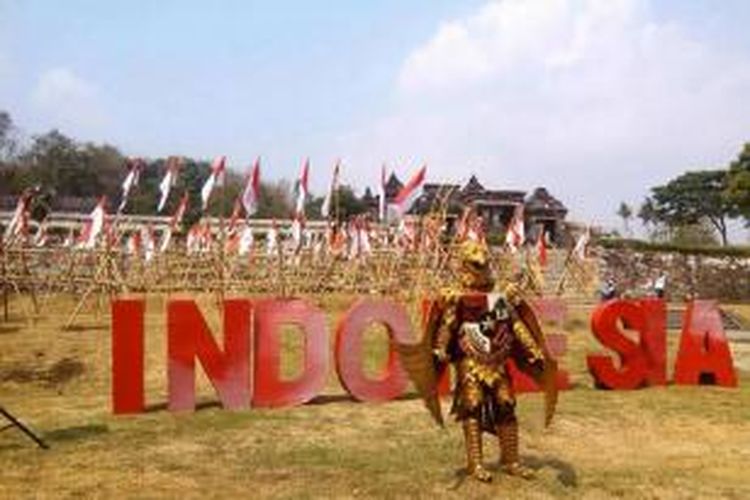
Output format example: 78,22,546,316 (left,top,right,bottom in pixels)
118,158,144,213
537,228,547,268
266,220,278,255
228,199,243,231
573,226,591,260
392,165,426,217
320,160,340,219
141,225,156,262
3,192,31,243
84,196,107,249
126,230,141,255
157,157,181,213
241,158,261,216
505,204,525,252
294,159,309,217
170,192,189,230
378,164,387,222
200,155,226,210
